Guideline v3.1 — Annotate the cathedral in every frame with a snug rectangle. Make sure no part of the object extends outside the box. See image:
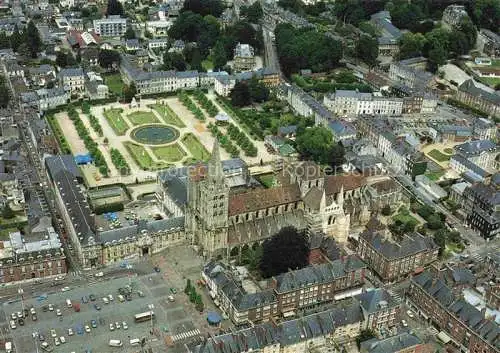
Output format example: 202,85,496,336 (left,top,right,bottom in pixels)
158,141,404,258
